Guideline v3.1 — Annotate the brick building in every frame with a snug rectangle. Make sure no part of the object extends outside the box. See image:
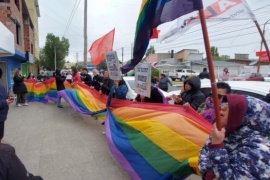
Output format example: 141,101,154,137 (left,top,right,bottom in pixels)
0,0,36,91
